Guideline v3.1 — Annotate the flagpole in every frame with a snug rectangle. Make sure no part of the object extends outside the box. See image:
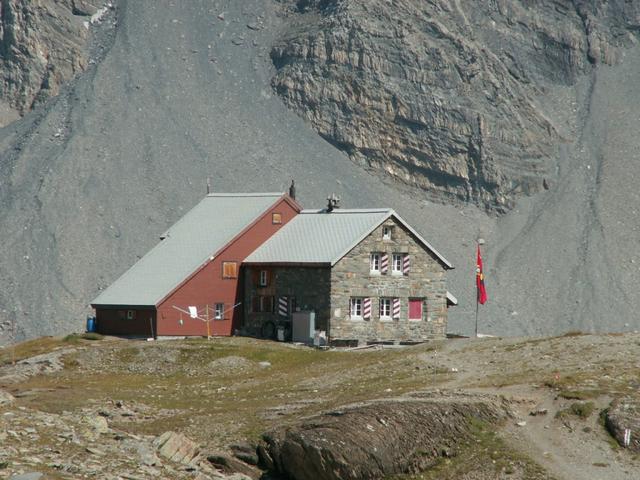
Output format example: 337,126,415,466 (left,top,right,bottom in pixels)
475,292,479,338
